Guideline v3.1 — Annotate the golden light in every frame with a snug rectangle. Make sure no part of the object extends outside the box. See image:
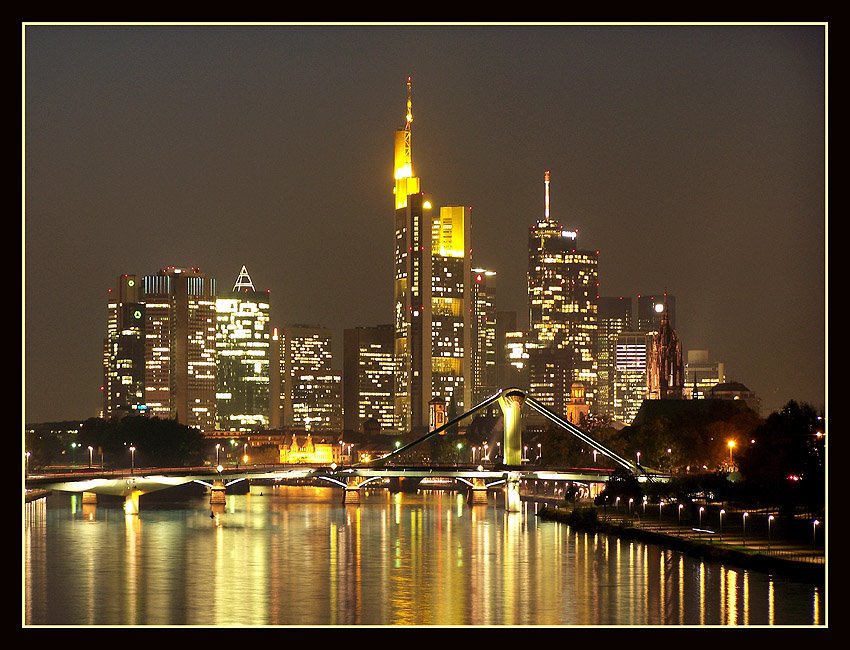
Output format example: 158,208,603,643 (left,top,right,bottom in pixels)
727,440,736,450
